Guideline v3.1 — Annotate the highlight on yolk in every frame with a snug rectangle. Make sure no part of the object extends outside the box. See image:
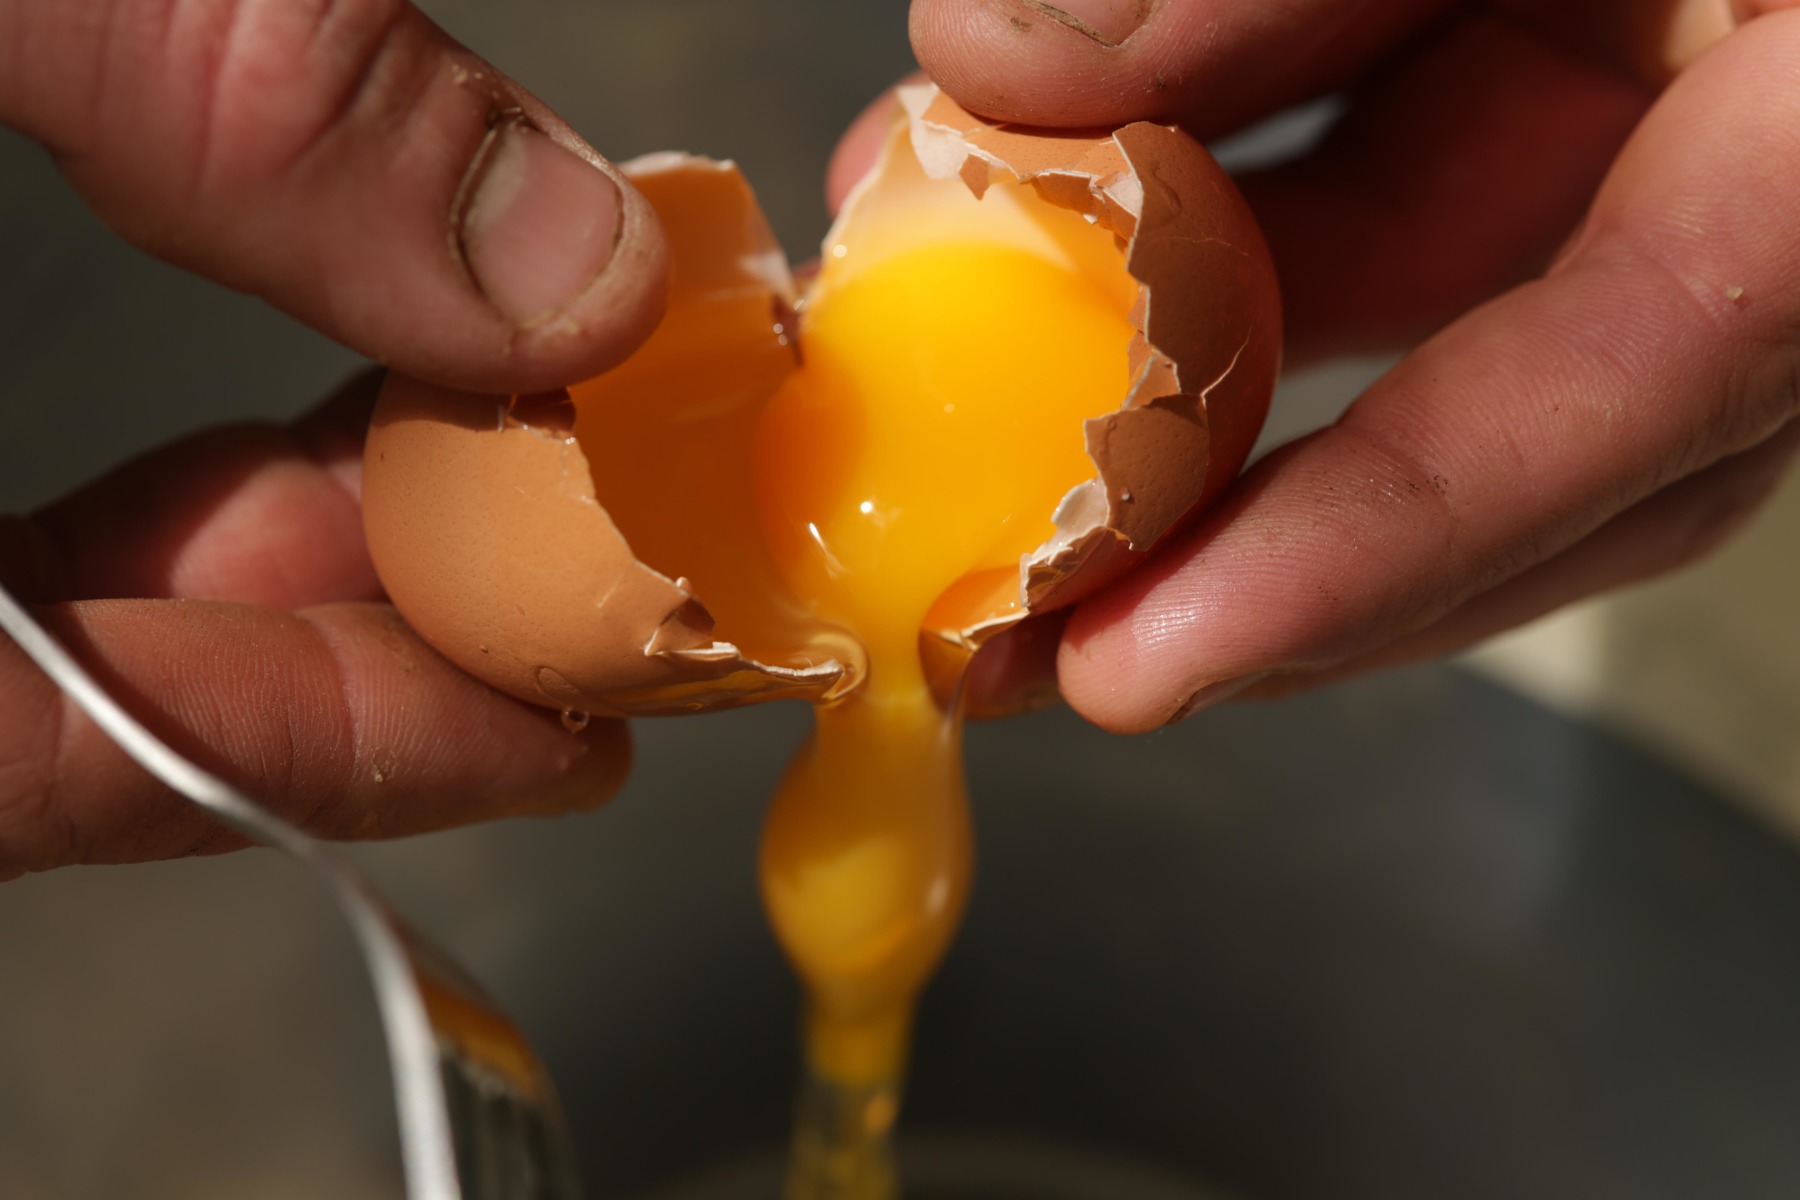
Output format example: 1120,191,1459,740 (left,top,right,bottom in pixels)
751,239,1135,1194
754,240,1136,678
